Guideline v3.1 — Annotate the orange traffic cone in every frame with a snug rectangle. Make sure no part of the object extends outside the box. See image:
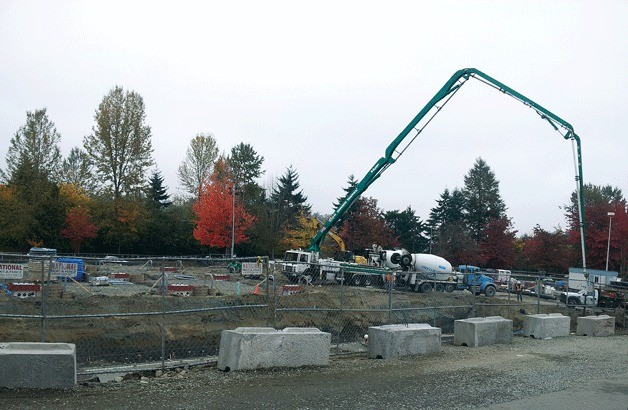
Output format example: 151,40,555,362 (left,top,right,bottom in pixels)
253,285,260,295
